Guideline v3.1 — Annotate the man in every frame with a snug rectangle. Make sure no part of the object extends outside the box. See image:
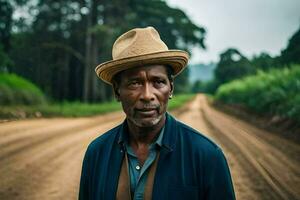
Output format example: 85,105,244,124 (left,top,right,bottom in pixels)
79,27,235,200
